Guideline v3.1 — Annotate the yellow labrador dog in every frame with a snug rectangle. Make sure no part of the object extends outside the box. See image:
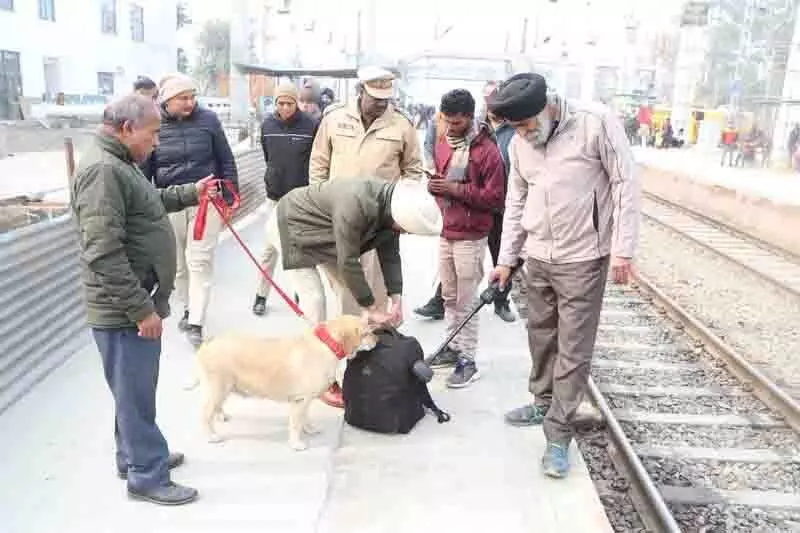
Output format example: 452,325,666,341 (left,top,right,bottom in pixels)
195,315,376,450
